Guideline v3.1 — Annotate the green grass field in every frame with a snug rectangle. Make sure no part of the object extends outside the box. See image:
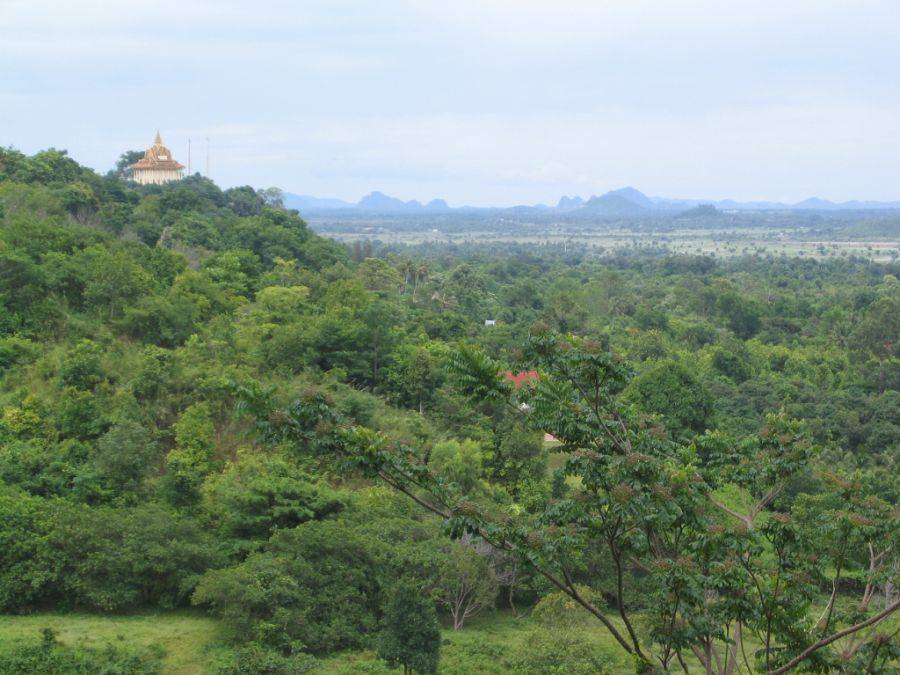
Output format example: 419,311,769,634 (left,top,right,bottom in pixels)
0,610,636,674
1,608,892,673
319,611,635,674
0,611,227,674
